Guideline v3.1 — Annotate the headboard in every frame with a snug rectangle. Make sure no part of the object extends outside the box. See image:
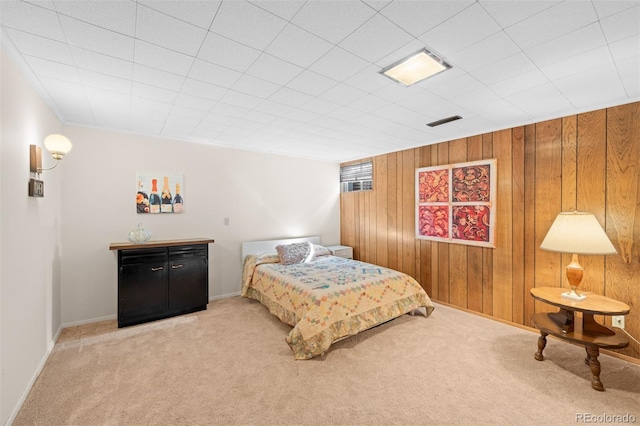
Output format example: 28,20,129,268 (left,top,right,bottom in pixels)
241,236,320,261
